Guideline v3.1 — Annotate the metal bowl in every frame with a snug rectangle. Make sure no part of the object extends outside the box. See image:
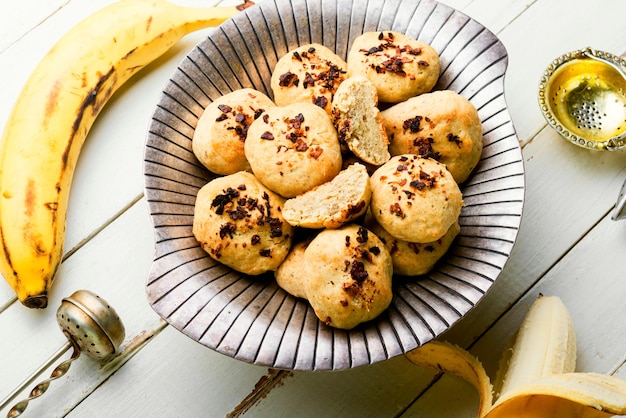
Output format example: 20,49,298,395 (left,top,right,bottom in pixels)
538,47,626,151
143,0,525,371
